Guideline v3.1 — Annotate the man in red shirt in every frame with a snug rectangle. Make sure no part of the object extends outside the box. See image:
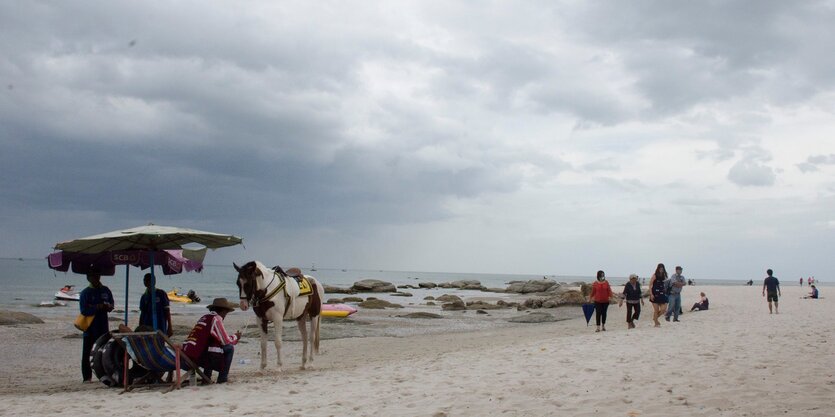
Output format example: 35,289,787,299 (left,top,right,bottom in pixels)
182,298,241,383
